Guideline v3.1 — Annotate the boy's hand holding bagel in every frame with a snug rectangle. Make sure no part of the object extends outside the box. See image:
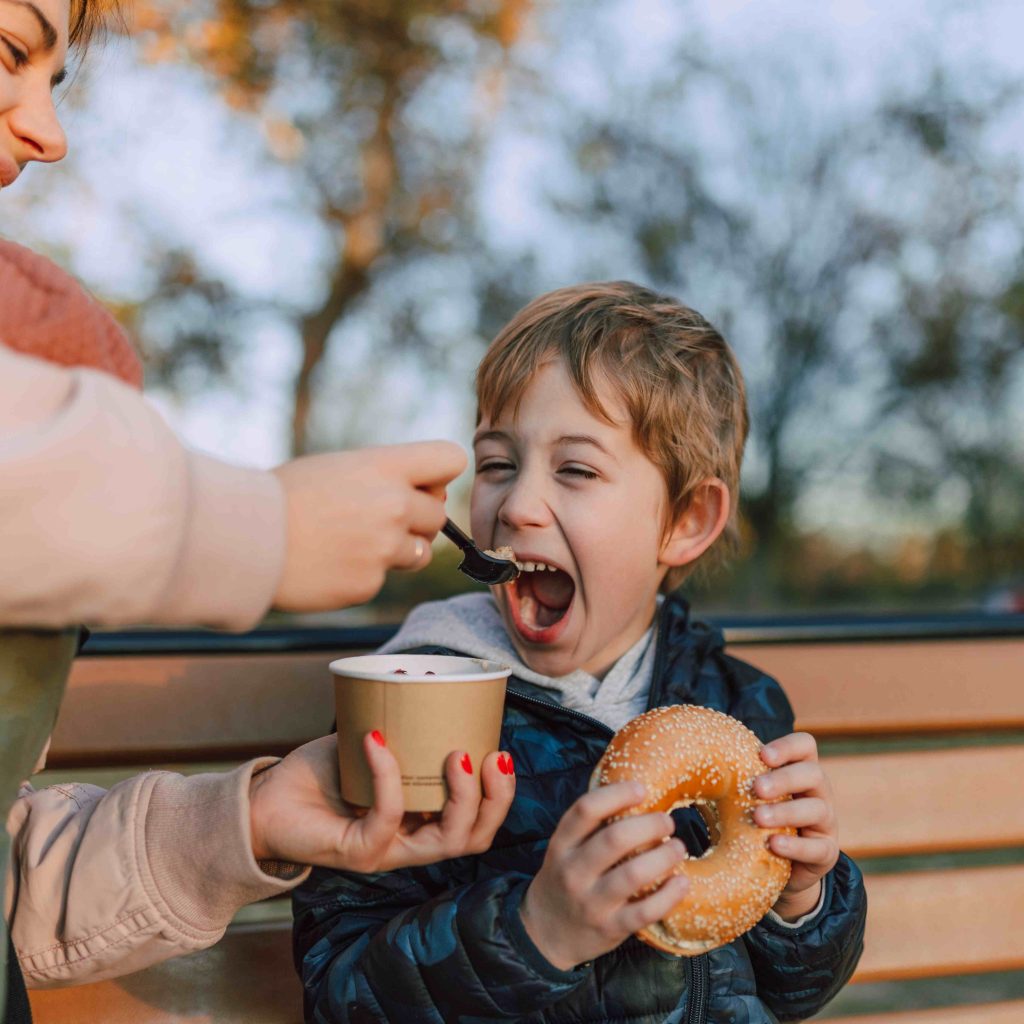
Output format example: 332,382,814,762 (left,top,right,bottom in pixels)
522,706,840,968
